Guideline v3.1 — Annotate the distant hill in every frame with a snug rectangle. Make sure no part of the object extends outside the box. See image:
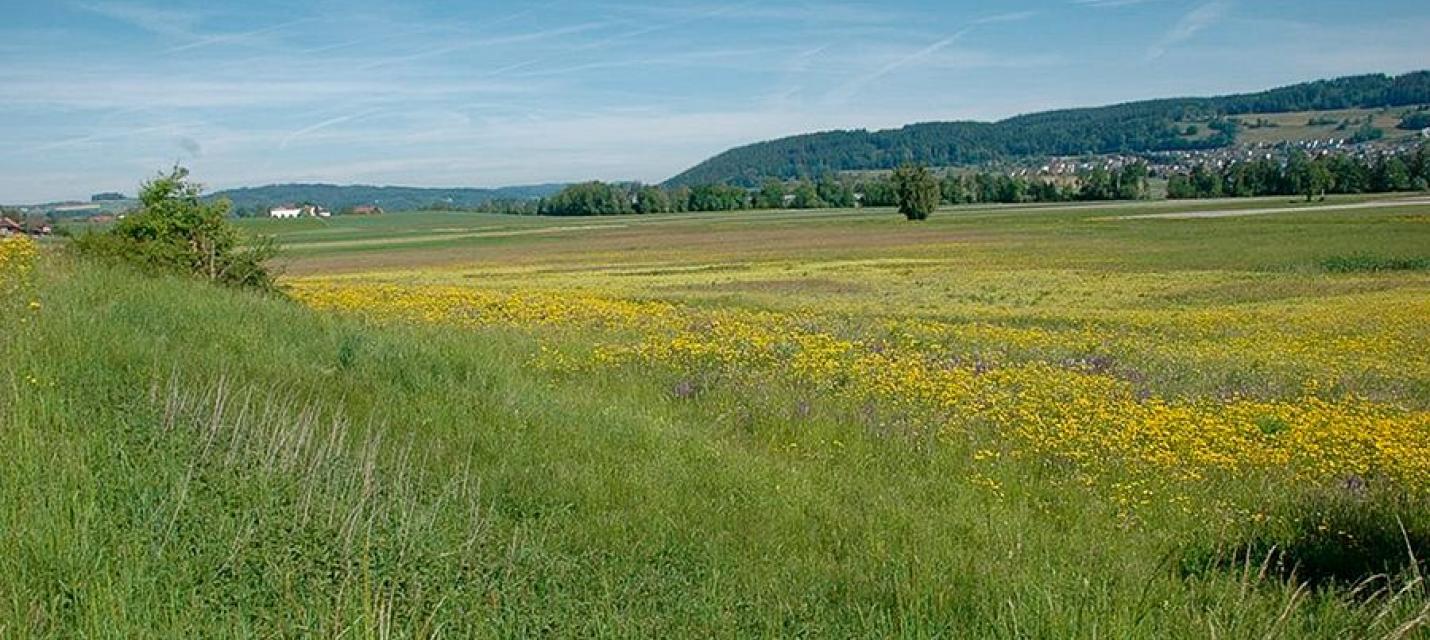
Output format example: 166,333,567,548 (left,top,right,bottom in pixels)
666,71,1430,187
7,199,139,219
210,183,567,216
